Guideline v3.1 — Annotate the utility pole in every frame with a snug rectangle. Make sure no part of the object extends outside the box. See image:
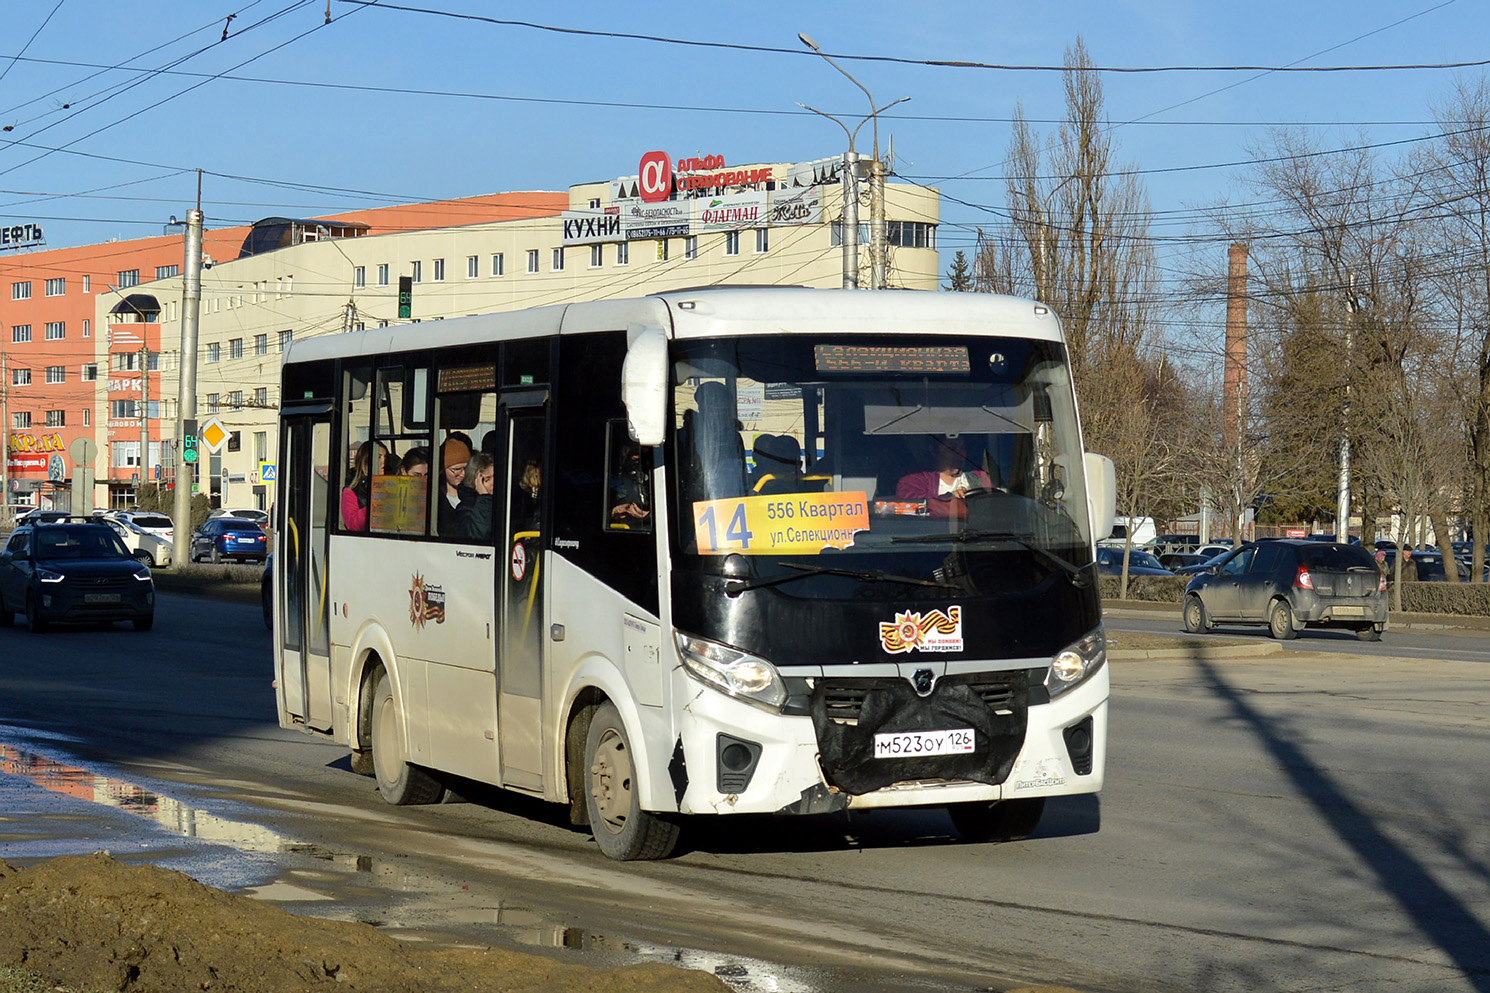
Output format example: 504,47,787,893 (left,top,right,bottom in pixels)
797,32,907,291
138,340,149,501
1338,273,1357,542
172,198,204,565
1,345,9,512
